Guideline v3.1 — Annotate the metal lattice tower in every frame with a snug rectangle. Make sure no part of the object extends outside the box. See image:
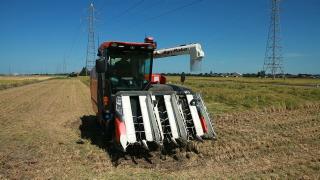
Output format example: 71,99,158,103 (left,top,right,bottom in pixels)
85,2,96,75
263,0,284,79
